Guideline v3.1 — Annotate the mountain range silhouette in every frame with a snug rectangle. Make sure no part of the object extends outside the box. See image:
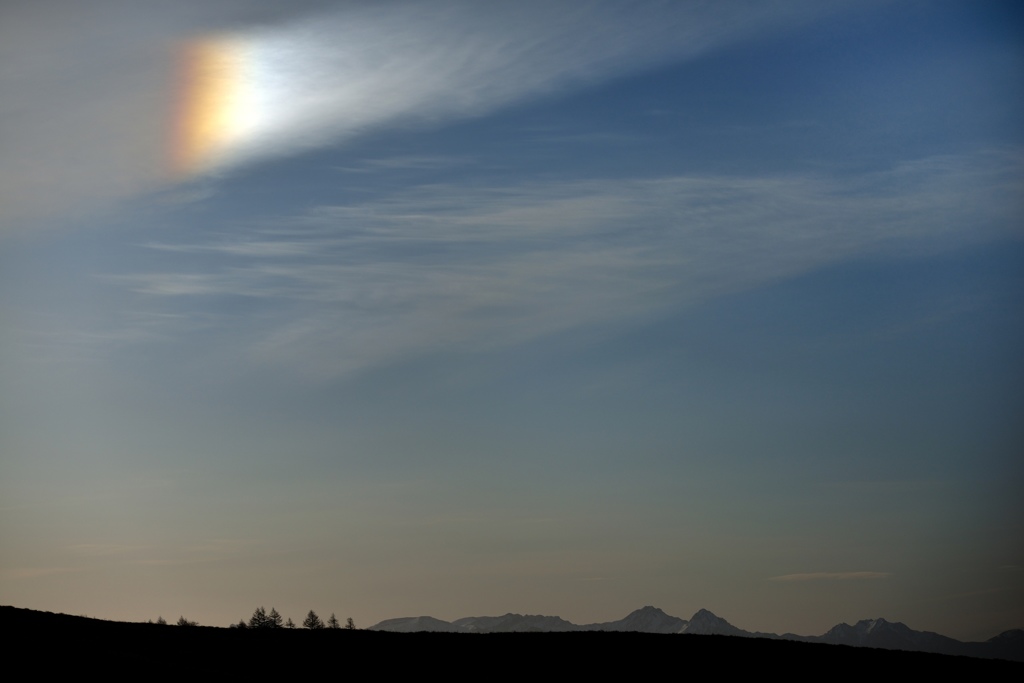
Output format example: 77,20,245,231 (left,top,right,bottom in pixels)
370,605,1023,661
